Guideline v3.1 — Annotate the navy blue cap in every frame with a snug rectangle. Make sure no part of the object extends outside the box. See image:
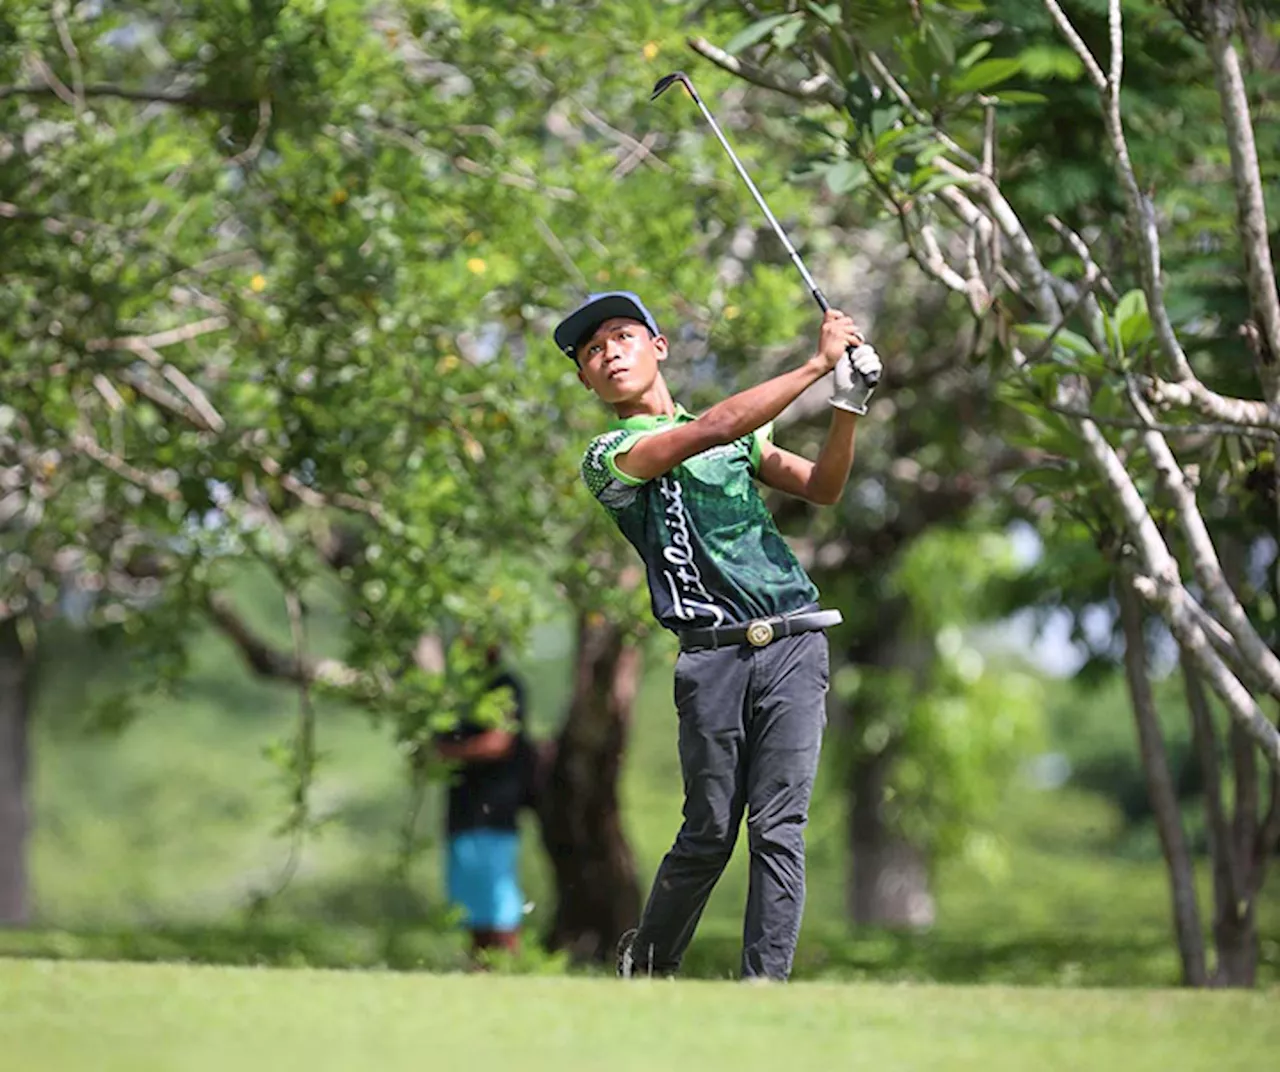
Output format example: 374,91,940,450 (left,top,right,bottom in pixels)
553,291,661,360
